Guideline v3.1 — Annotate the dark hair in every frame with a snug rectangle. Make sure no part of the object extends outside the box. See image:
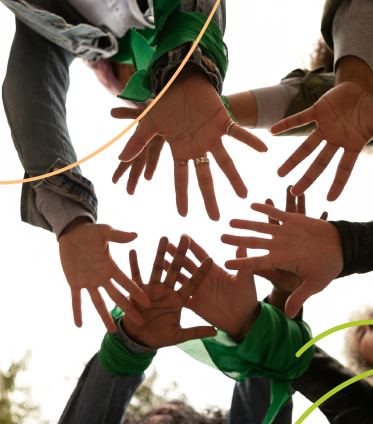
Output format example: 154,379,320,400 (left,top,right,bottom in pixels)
310,38,334,73
123,400,227,424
